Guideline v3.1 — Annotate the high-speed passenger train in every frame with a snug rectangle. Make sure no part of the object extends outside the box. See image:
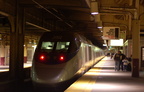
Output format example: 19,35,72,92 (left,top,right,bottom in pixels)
31,31,104,90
